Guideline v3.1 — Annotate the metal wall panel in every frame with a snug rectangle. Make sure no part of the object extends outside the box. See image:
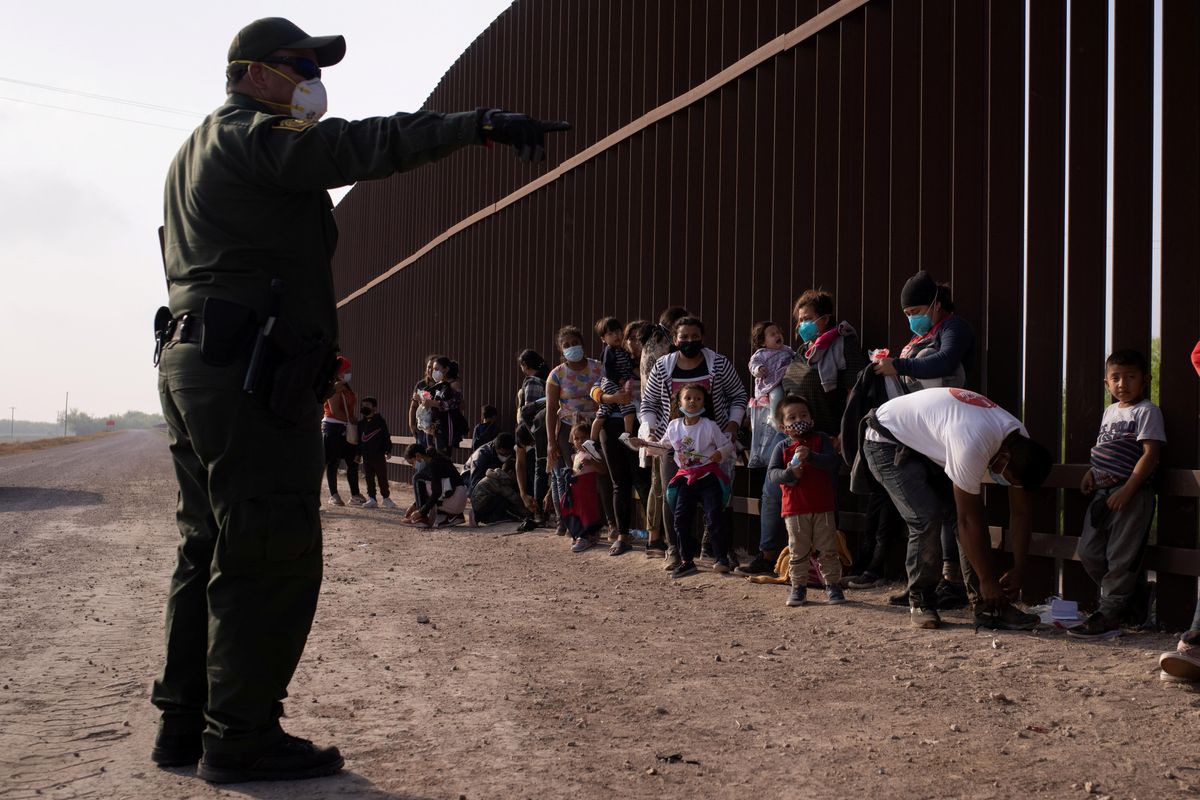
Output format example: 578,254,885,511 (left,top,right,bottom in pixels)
329,0,1197,622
